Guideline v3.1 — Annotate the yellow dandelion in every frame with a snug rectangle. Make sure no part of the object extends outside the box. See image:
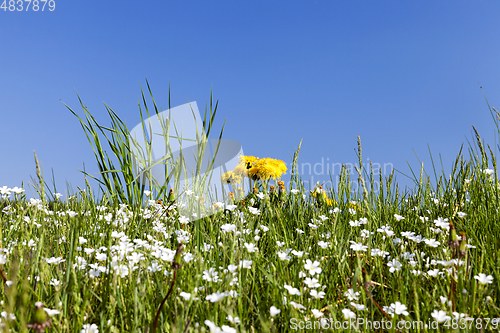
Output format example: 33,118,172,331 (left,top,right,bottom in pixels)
233,163,249,178
261,158,280,179
248,166,260,180
221,171,234,184
275,161,287,178
238,156,286,180
221,170,242,184
239,155,259,169
256,158,286,180
249,159,276,180
233,174,243,184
